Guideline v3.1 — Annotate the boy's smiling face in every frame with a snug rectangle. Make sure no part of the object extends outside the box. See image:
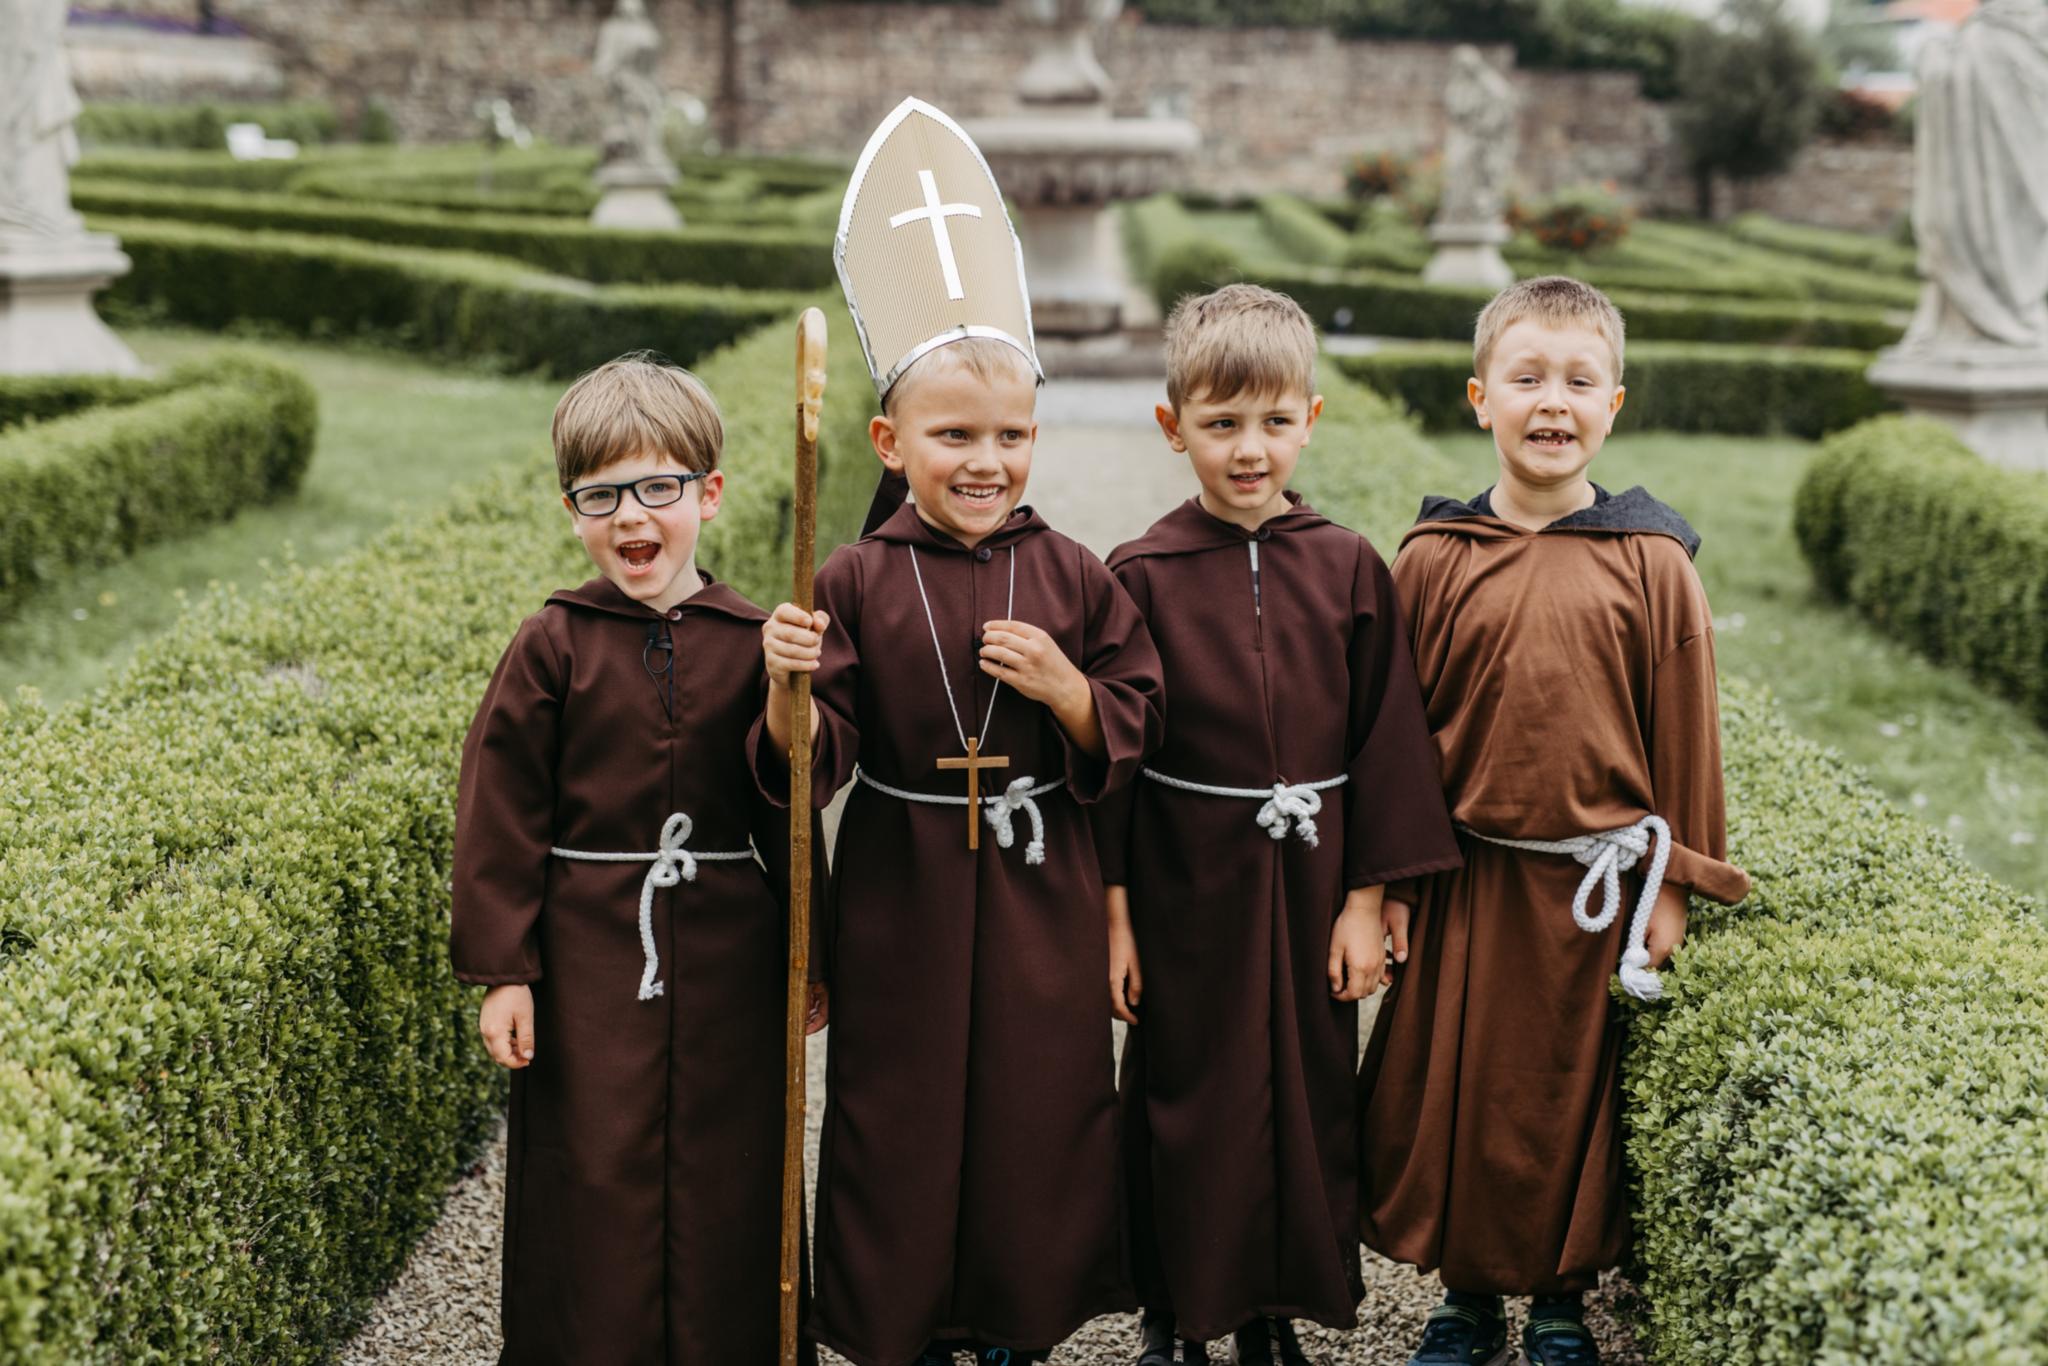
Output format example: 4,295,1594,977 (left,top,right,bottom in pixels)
872,353,1038,548
563,449,723,614
1157,385,1323,531
1469,317,1626,496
